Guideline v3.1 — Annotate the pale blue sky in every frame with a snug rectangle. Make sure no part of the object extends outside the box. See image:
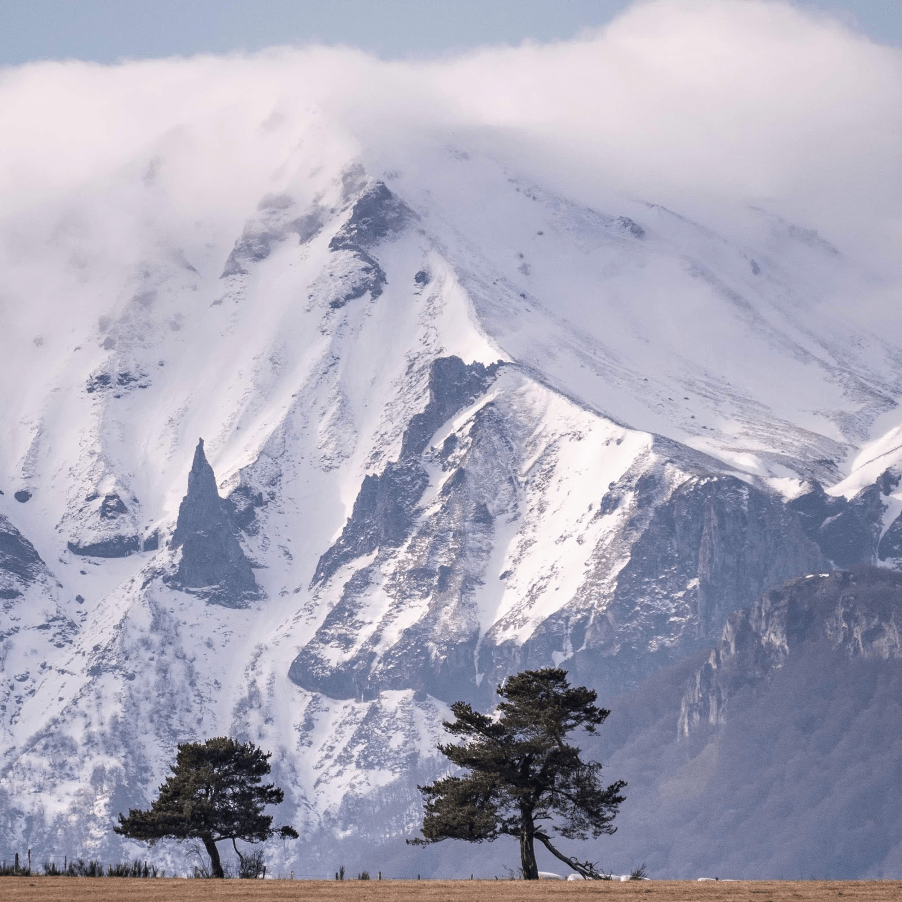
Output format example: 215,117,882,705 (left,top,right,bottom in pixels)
0,0,900,66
